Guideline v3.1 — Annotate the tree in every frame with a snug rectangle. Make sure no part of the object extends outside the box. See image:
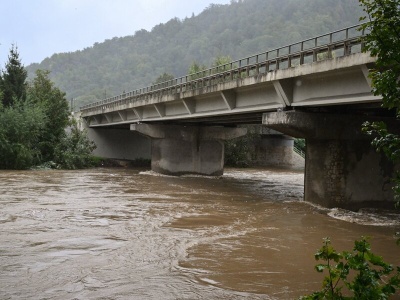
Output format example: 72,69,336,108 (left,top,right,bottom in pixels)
0,98,45,169
0,45,27,107
211,55,233,73
0,46,44,169
0,46,96,170
188,62,207,80
28,69,70,161
359,0,400,202
153,72,175,86
53,119,97,169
